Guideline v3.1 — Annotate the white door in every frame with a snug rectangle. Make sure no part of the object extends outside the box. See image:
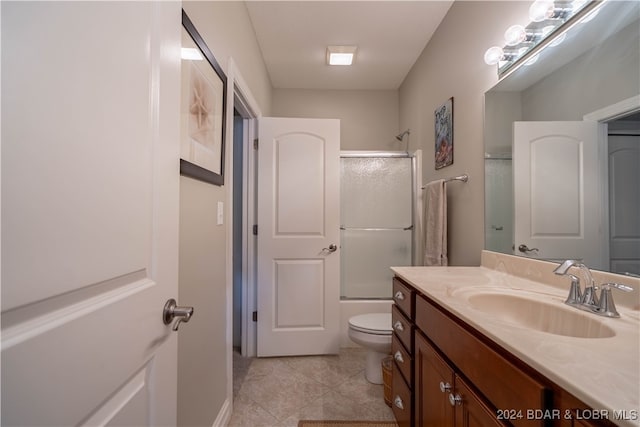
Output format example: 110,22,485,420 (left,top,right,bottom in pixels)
609,133,640,275
1,3,181,426
513,121,607,269
257,118,340,357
